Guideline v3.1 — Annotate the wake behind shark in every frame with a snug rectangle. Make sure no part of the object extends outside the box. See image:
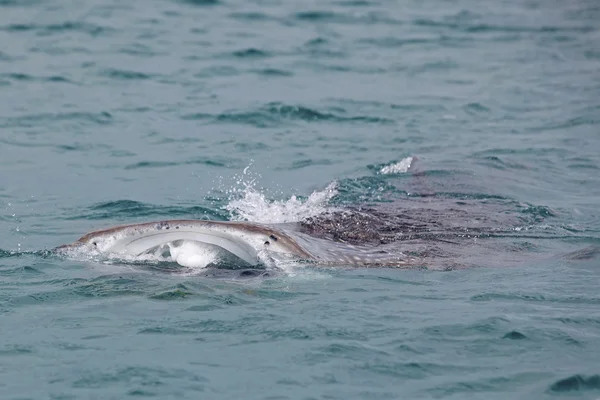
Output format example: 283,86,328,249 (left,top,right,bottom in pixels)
56,218,415,269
